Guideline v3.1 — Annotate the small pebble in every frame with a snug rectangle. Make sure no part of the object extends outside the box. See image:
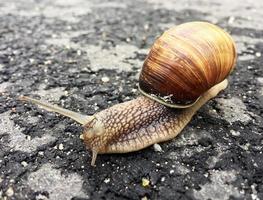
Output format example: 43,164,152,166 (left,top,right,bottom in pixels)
230,130,240,136
228,16,235,24
6,187,14,197
77,50,82,56
255,52,261,57
153,143,163,152
44,60,52,65
21,161,28,167
26,135,31,140
241,143,250,151
161,177,165,182
38,151,44,156
101,76,110,83
36,194,48,200
142,178,150,187
29,58,35,63
104,178,111,183
79,134,84,140
169,169,174,174
58,143,64,150
132,88,137,93
251,194,259,200
251,184,259,200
